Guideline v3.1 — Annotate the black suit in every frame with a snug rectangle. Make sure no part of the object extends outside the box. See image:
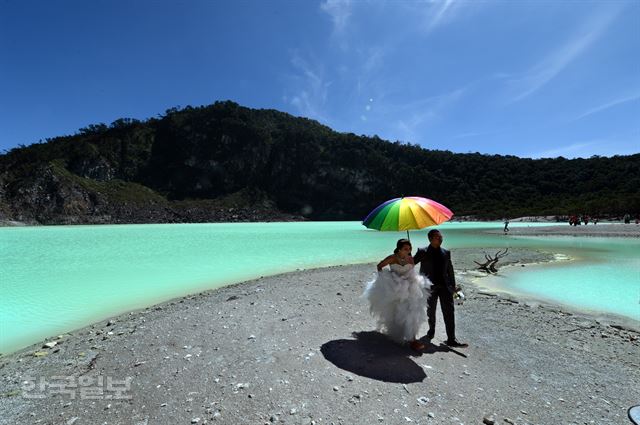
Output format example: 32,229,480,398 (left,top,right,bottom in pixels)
413,245,457,341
